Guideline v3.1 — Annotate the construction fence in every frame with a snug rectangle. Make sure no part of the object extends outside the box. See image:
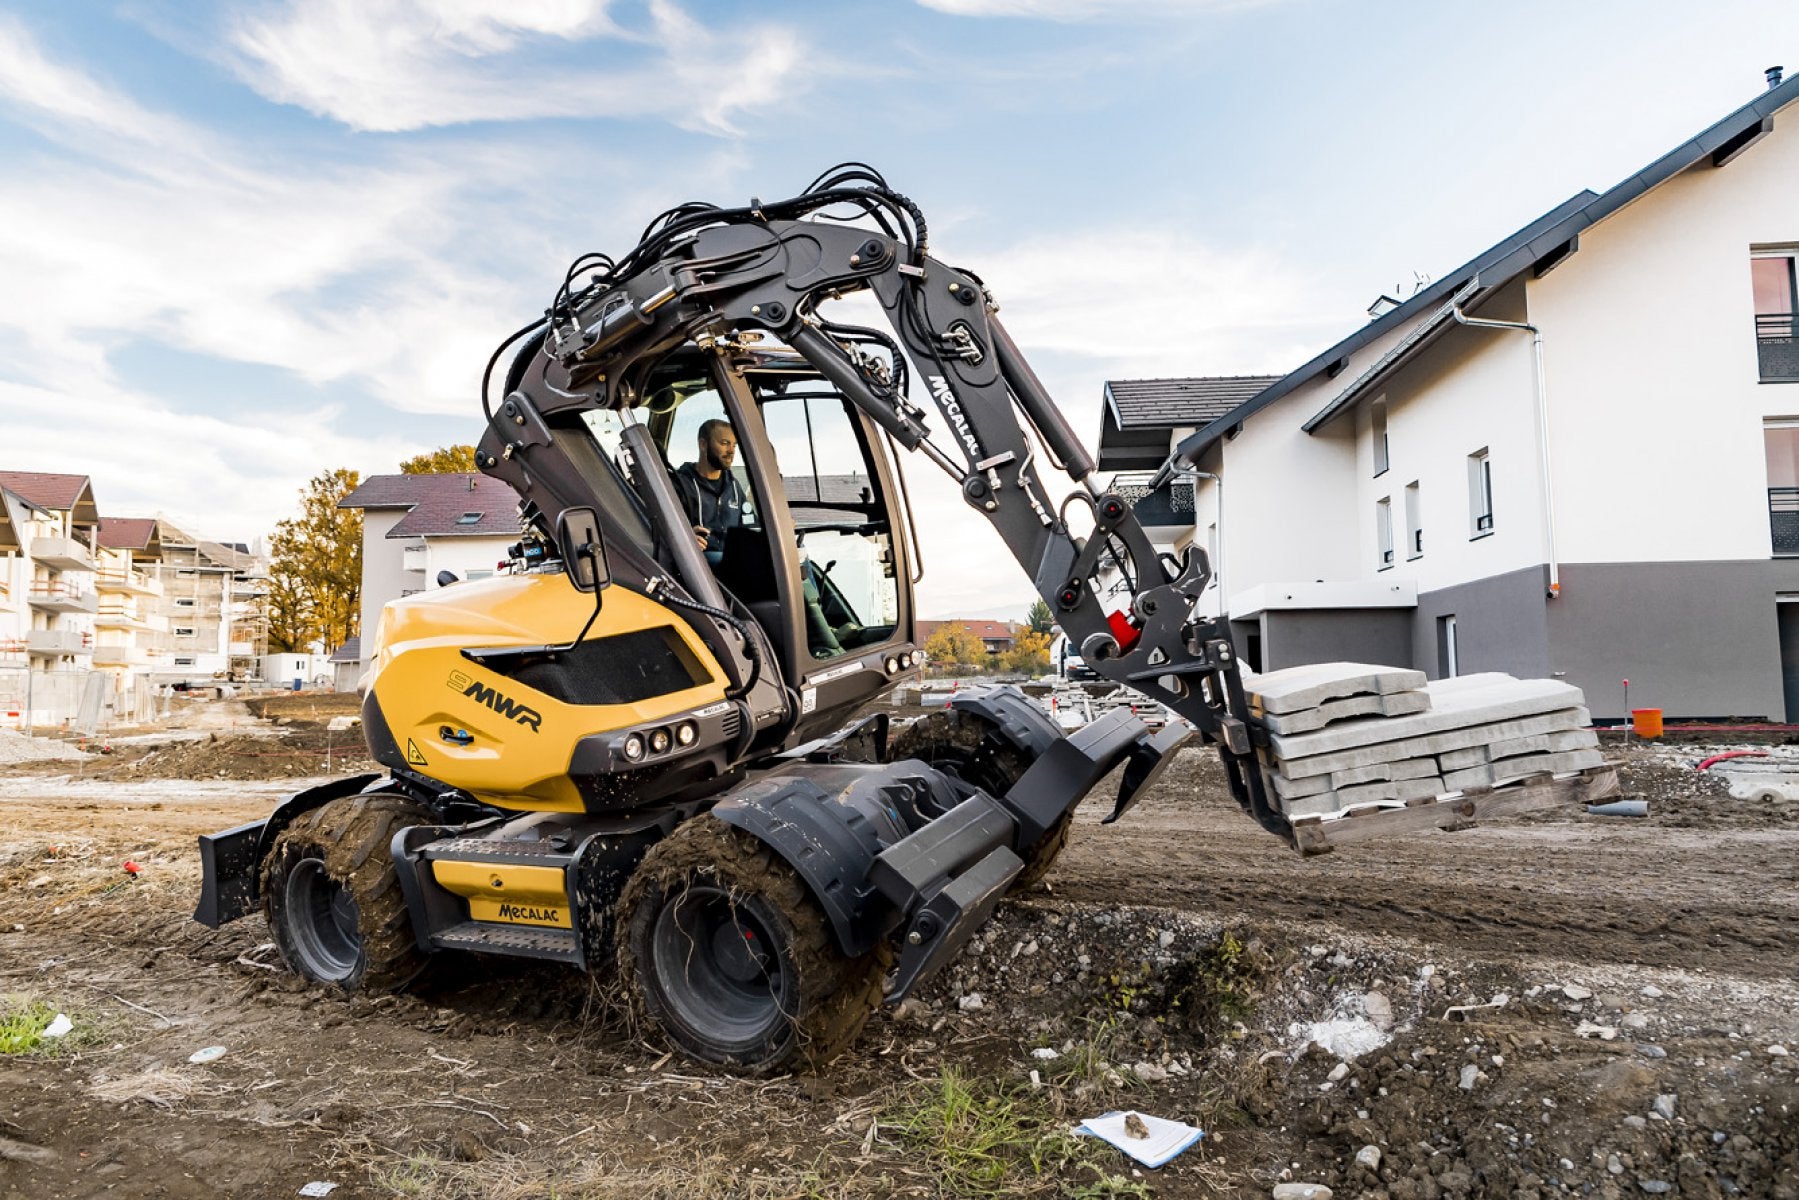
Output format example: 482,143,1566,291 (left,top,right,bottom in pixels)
0,666,166,736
